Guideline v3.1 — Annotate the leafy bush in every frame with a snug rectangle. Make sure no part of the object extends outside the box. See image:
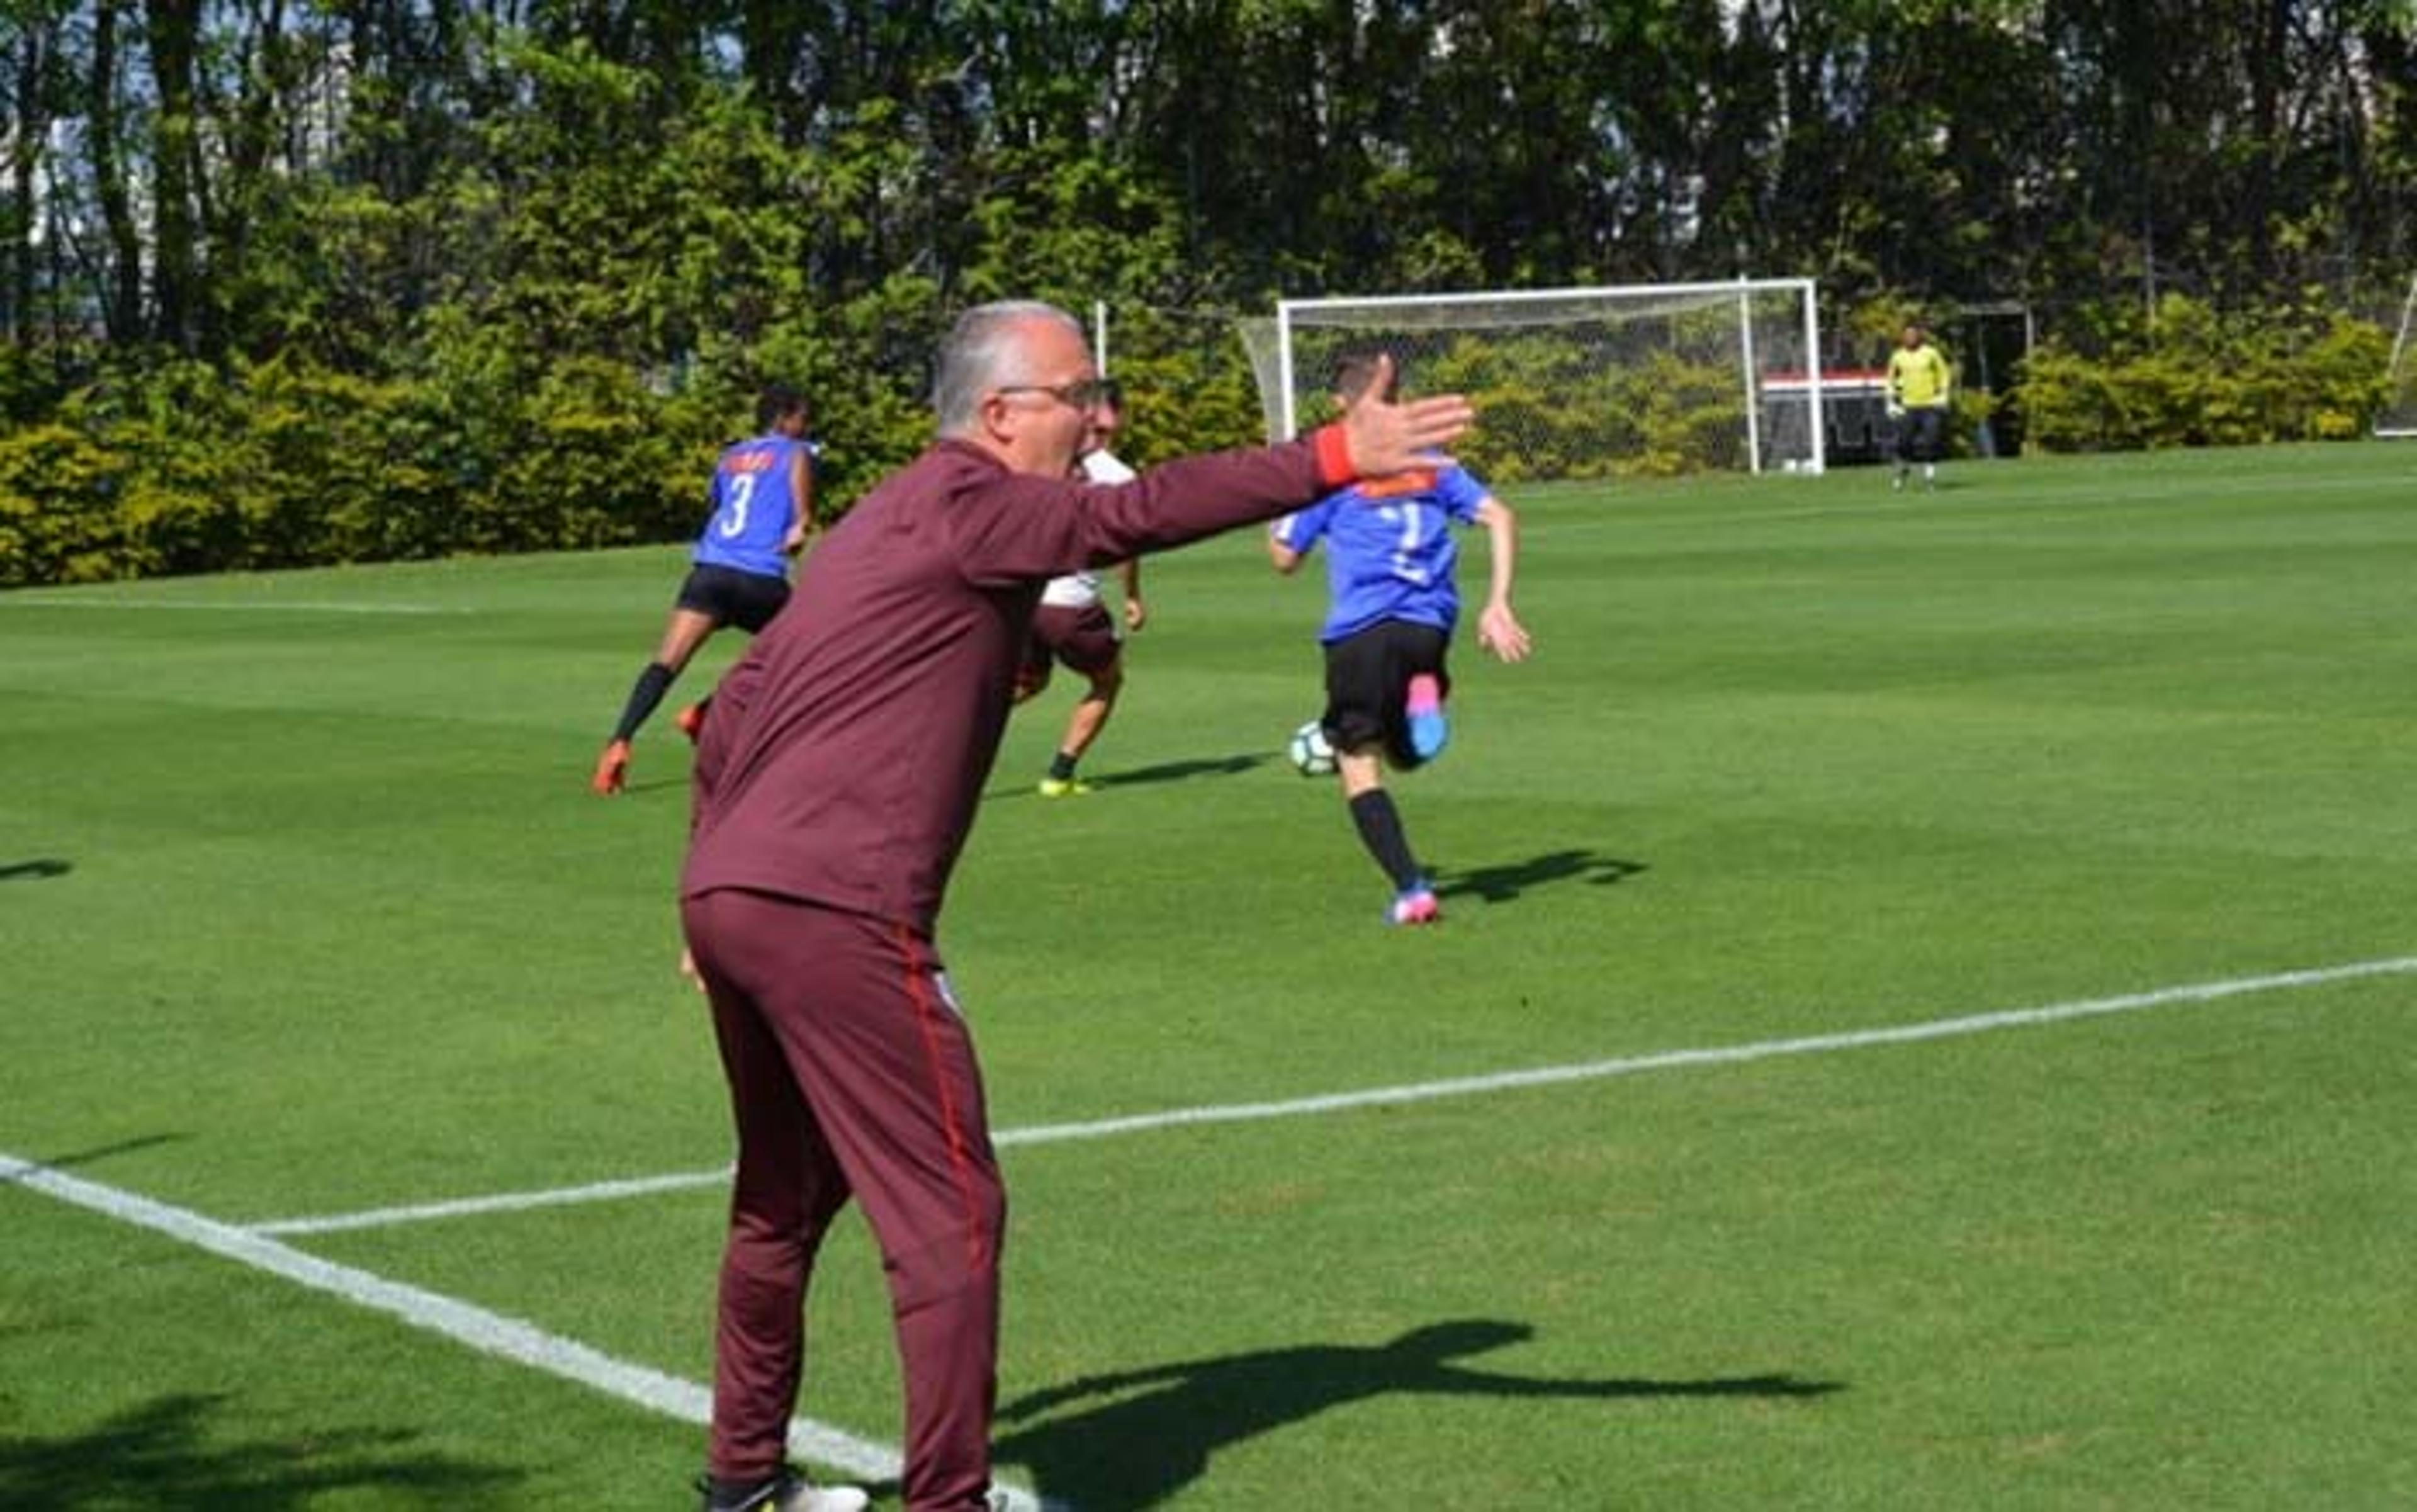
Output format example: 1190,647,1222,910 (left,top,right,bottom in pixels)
0,350,737,585
7,285,2385,589
48,359,261,580
0,424,130,587
2020,293,2389,452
